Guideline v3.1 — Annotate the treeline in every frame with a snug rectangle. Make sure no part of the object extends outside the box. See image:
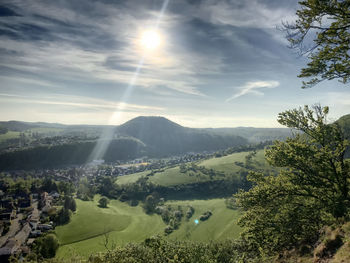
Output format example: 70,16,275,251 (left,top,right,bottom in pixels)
11,236,258,263
0,138,145,170
92,172,248,205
